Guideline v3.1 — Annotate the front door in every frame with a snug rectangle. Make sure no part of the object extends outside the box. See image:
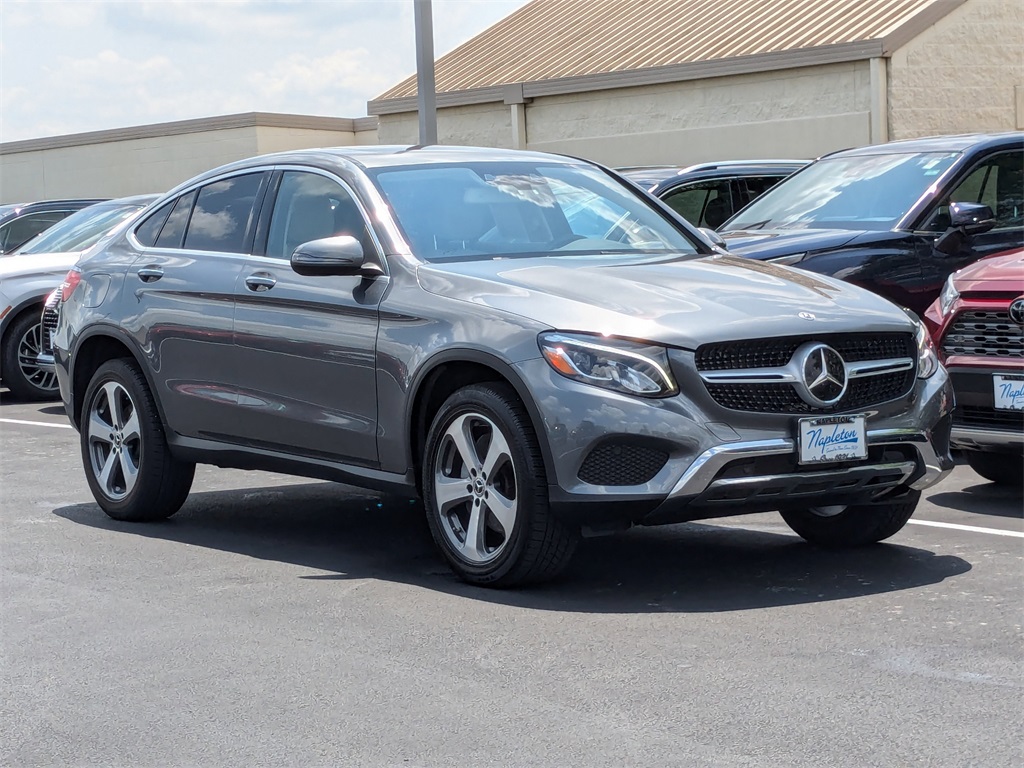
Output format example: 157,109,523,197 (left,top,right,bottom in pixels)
231,169,385,466
914,149,1024,312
